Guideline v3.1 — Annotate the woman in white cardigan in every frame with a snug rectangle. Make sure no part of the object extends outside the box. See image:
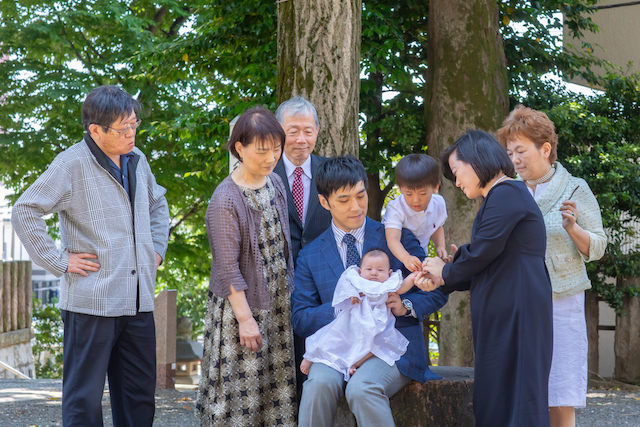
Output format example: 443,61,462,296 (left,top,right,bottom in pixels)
497,105,607,427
